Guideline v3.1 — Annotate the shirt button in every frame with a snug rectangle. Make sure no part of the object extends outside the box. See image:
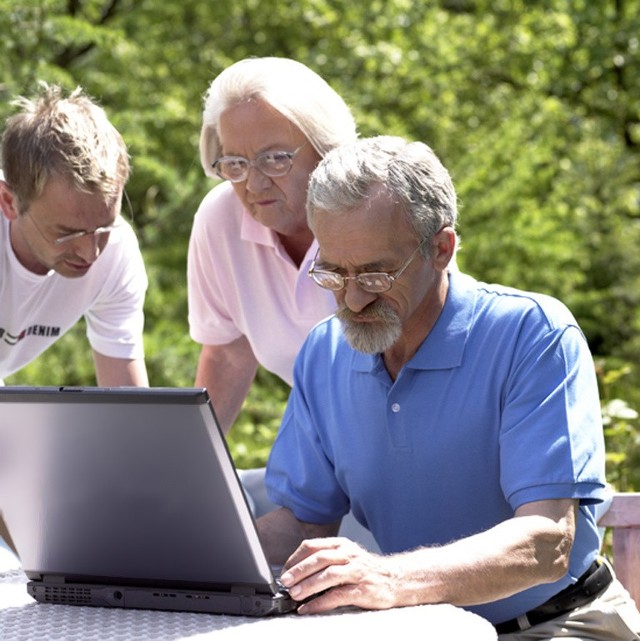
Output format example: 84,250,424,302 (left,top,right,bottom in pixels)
391,403,401,413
